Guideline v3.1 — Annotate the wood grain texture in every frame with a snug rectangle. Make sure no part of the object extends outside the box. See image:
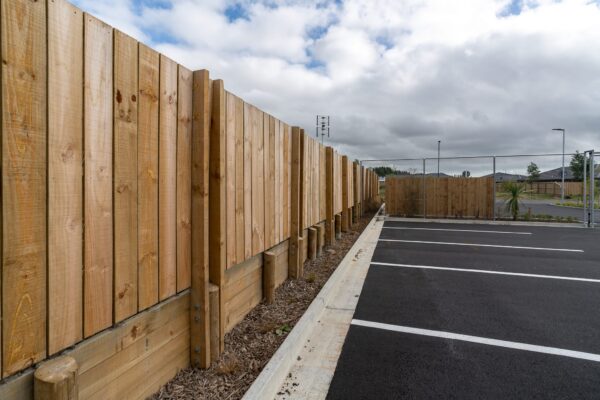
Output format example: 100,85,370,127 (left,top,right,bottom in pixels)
243,103,253,260
2,0,47,376
225,92,236,268
209,79,227,353
177,66,192,291
47,0,83,355
251,107,264,255
386,176,493,219
83,13,113,339
288,128,301,279
191,70,211,367
276,121,283,243
159,55,178,301
325,147,335,245
114,30,139,322
33,356,79,400
234,97,245,263
264,115,274,249
137,44,160,311
283,125,290,240
298,133,305,231
223,256,262,332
